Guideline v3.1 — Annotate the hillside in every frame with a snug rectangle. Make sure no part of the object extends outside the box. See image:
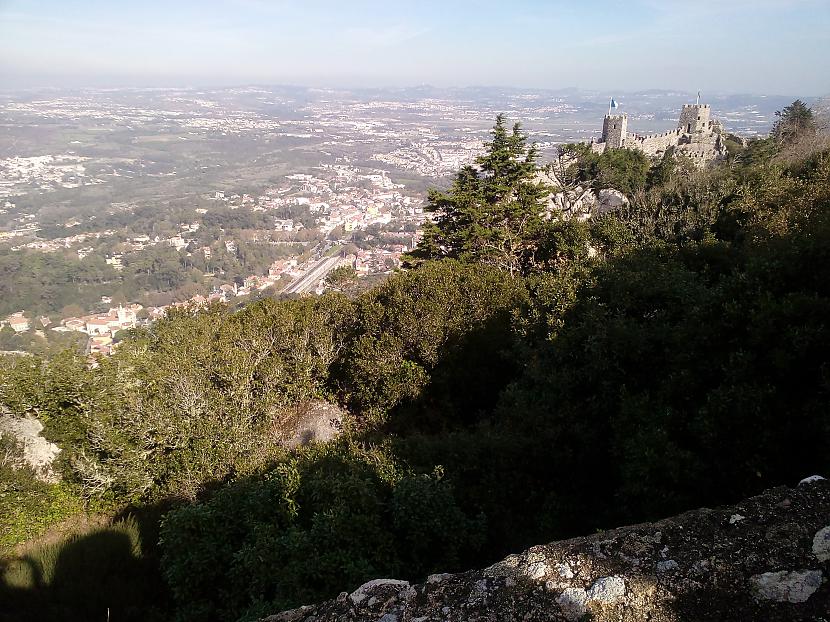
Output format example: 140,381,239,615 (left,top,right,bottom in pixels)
1,106,829,622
